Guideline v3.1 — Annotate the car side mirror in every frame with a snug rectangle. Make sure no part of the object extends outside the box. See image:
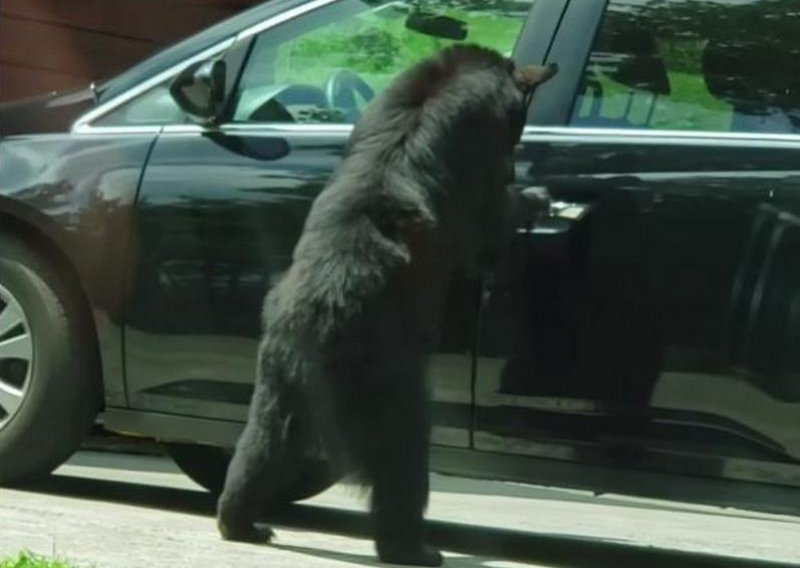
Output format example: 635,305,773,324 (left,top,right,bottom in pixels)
170,59,227,125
